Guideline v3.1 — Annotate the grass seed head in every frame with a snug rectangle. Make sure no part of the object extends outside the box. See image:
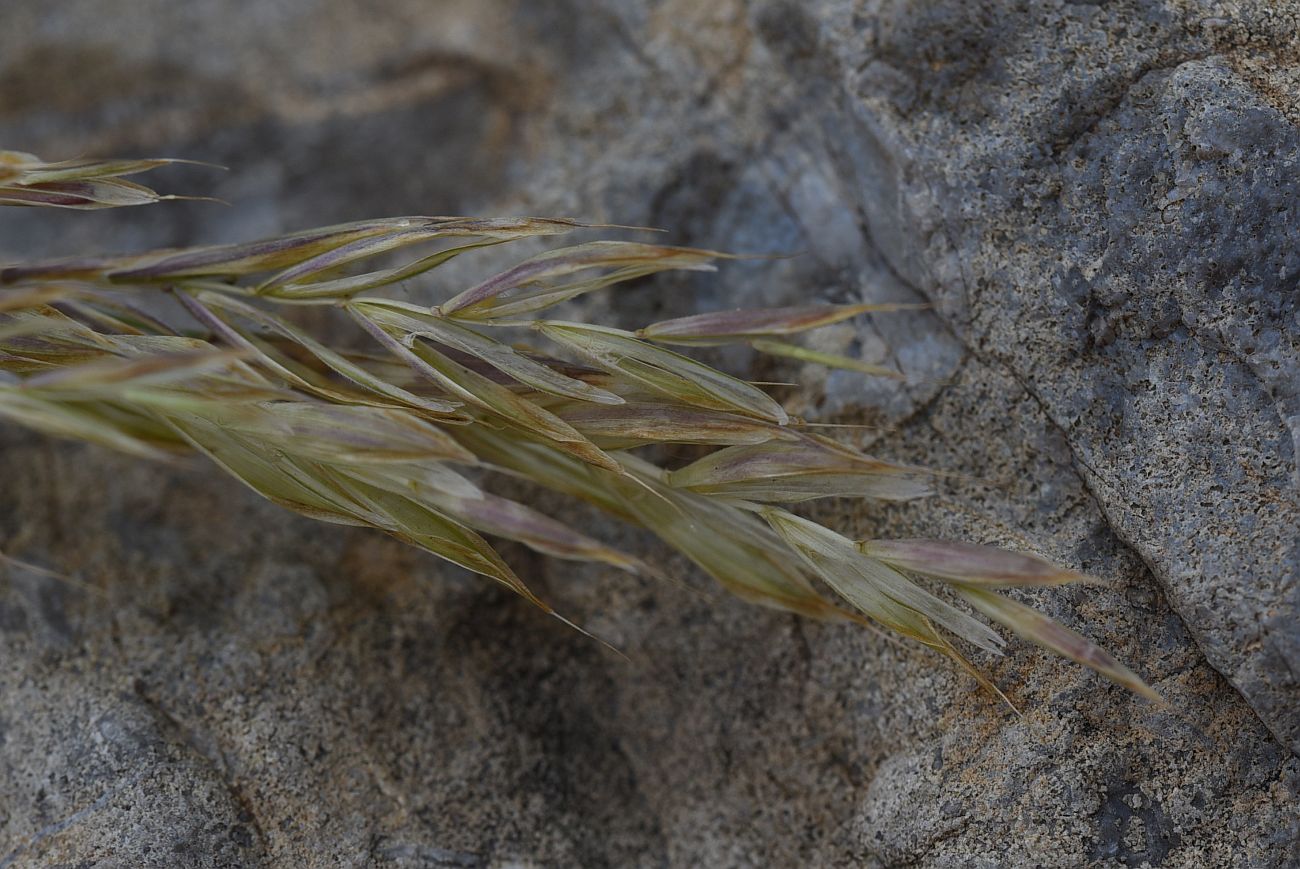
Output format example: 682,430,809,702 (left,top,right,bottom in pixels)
0,151,1163,708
